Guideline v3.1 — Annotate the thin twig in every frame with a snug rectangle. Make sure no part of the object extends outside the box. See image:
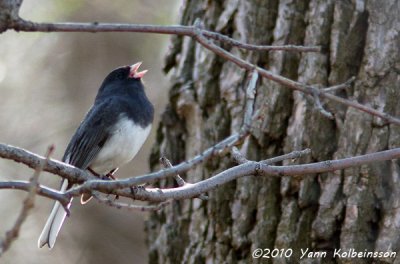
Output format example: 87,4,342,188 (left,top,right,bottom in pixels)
205,31,321,52
309,87,334,119
160,156,208,201
0,145,54,256
242,70,258,131
92,193,170,212
323,77,356,93
159,157,185,186
230,147,249,164
231,148,312,165
261,149,312,165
